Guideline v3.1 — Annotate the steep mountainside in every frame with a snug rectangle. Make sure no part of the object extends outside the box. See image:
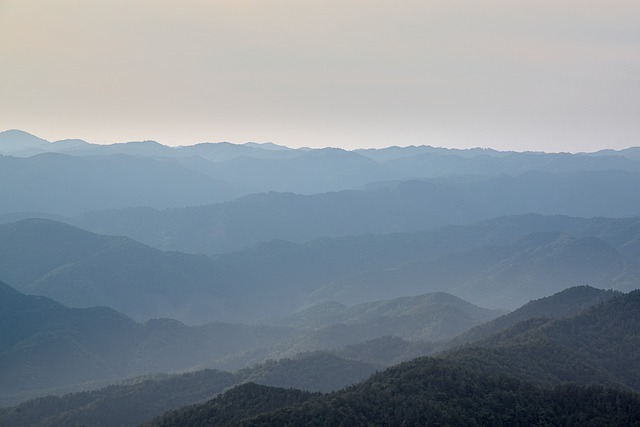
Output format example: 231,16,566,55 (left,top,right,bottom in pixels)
446,285,620,348
4,287,638,426
145,291,640,426
150,360,640,426
445,290,640,391
236,352,379,393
